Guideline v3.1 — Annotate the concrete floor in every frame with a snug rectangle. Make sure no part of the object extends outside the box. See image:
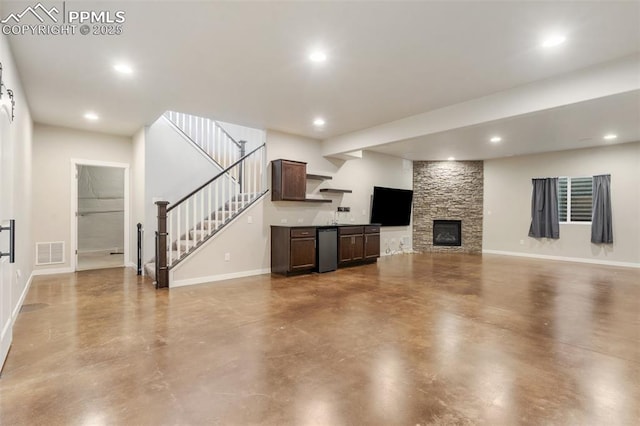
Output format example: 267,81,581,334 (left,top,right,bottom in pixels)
0,253,638,425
